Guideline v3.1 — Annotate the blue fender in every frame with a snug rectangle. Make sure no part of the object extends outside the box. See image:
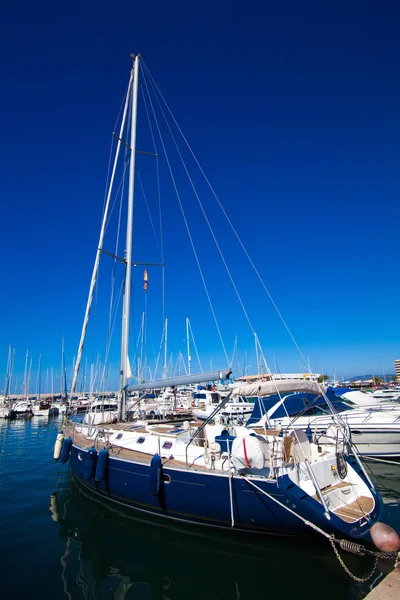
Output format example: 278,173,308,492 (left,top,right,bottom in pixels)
84,447,98,480
60,437,73,464
95,448,109,483
149,454,162,496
